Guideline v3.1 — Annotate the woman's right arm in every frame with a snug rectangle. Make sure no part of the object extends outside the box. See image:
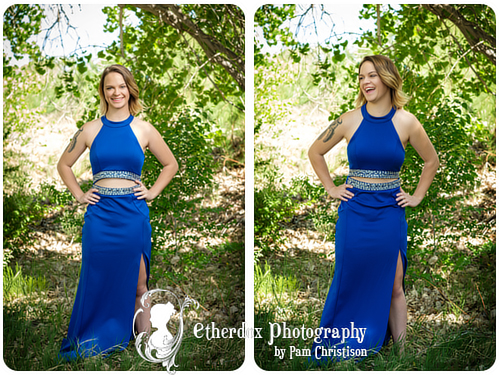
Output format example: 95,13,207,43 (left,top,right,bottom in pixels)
57,123,100,205
308,114,354,201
